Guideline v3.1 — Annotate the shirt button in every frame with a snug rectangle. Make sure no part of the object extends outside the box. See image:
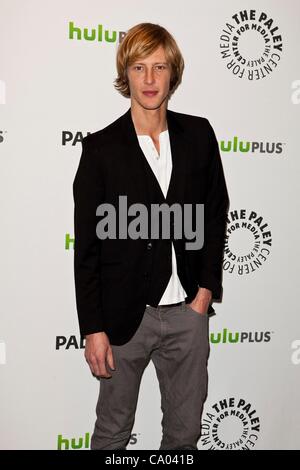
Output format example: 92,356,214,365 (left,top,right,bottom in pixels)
147,242,152,250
